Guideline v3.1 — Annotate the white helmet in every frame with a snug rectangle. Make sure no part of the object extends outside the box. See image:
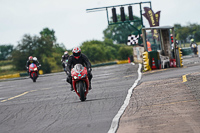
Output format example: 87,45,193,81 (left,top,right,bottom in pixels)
64,51,68,55
33,57,37,61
